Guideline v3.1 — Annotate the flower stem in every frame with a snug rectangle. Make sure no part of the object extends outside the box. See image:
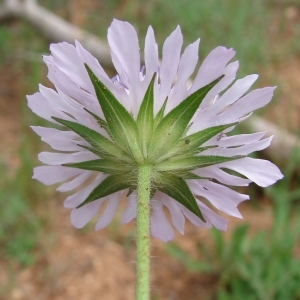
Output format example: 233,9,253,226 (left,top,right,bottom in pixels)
136,164,152,300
